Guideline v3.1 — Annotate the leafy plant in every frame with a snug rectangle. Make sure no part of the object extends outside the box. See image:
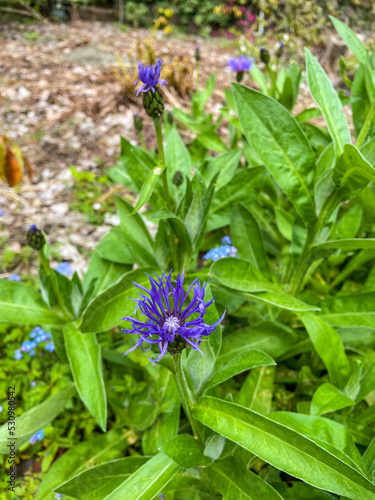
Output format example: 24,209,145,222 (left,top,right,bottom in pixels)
2,17,375,500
